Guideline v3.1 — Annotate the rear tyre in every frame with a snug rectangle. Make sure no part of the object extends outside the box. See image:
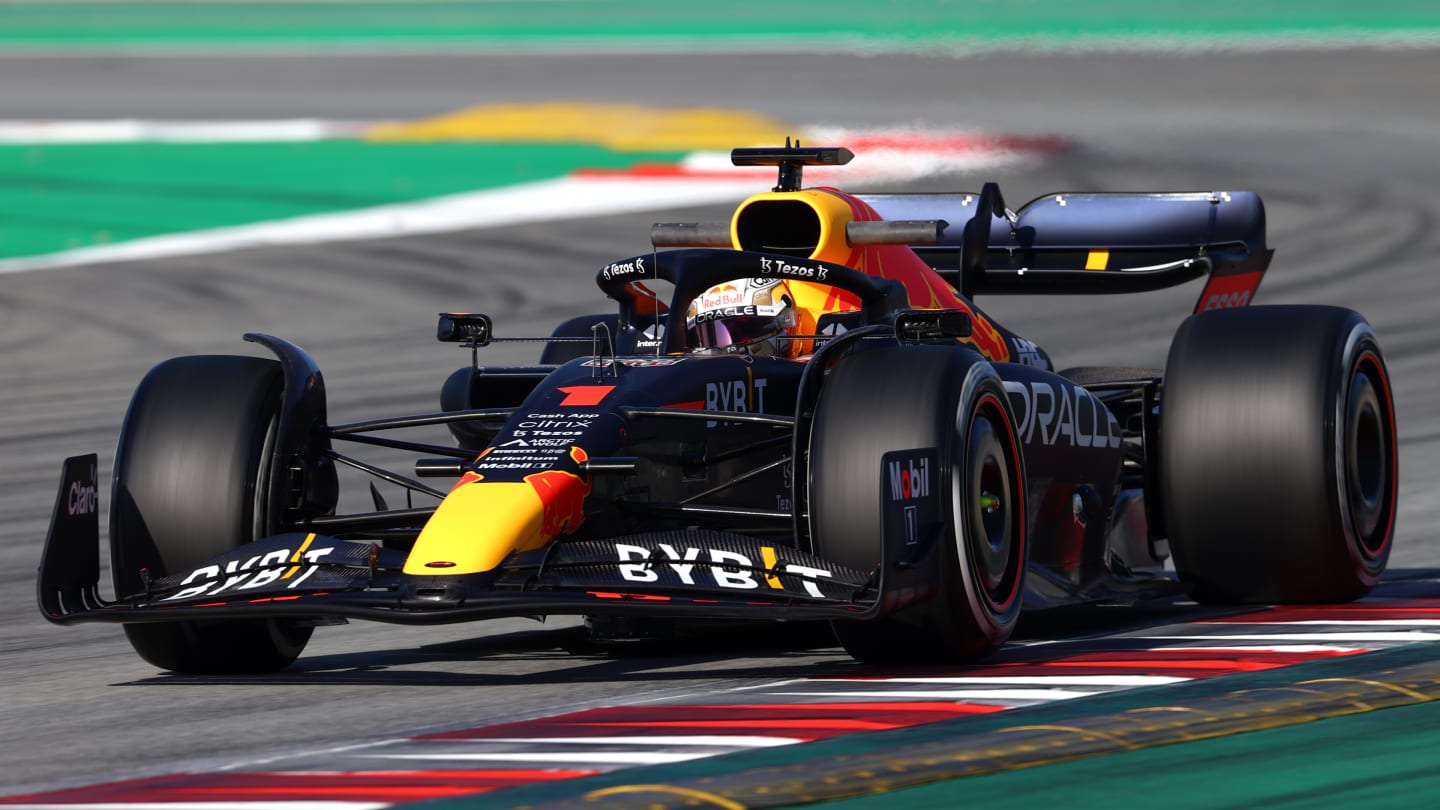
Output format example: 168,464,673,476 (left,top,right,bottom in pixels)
112,355,313,673
810,346,1027,664
1161,306,1397,603
540,313,619,364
